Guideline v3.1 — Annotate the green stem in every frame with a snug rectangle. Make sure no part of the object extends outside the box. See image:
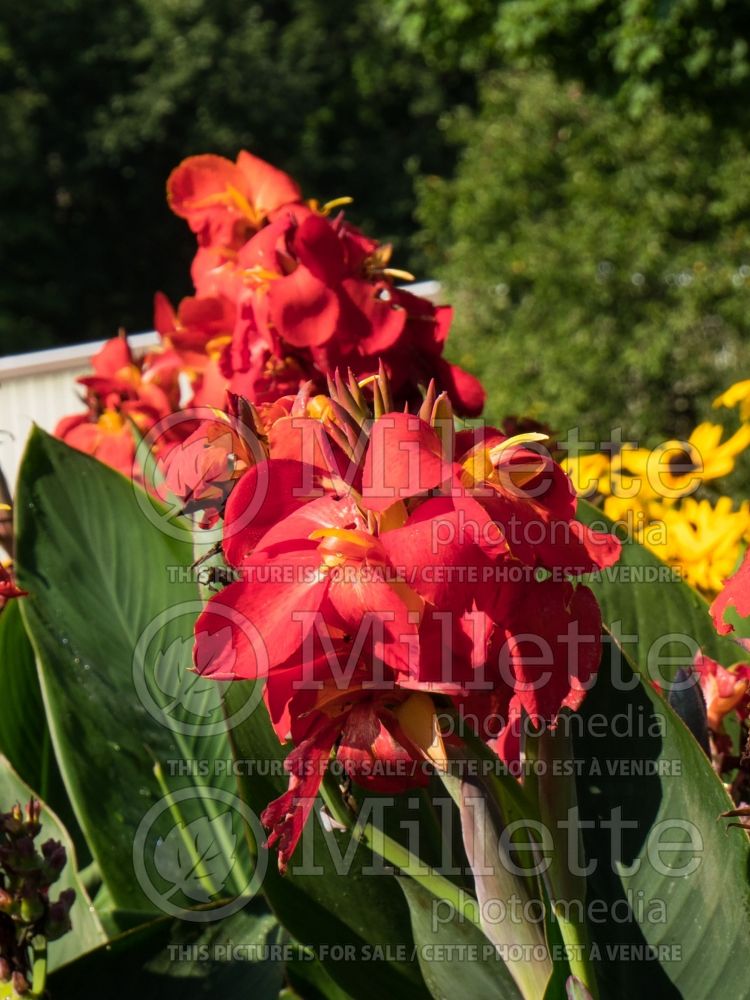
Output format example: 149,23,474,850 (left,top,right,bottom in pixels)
554,912,597,997
31,935,47,998
531,730,599,999
78,859,101,895
152,762,218,898
319,772,481,929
